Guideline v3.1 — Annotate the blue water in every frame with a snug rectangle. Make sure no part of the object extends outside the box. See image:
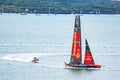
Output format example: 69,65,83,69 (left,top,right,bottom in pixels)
0,14,74,53
0,14,120,80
